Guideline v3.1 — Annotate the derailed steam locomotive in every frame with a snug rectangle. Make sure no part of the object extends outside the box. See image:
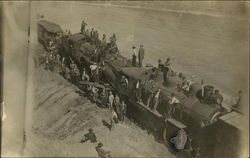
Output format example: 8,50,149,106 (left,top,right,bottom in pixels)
38,20,244,158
